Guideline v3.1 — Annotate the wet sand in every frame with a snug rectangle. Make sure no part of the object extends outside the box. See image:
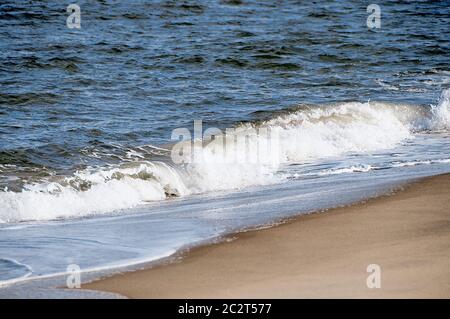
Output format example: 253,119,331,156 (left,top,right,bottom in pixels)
84,174,450,298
